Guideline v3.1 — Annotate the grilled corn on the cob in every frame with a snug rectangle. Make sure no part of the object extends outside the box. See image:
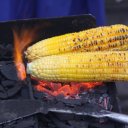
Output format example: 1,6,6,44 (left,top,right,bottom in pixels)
27,51,128,82
26,24,128,61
